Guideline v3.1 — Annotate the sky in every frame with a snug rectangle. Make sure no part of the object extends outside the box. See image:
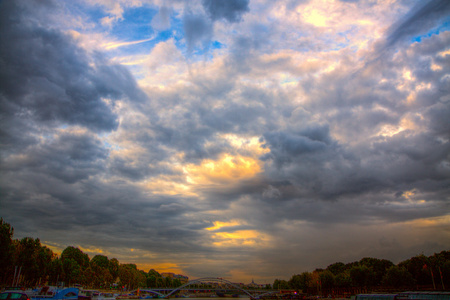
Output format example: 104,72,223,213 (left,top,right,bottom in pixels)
0,0,449,284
